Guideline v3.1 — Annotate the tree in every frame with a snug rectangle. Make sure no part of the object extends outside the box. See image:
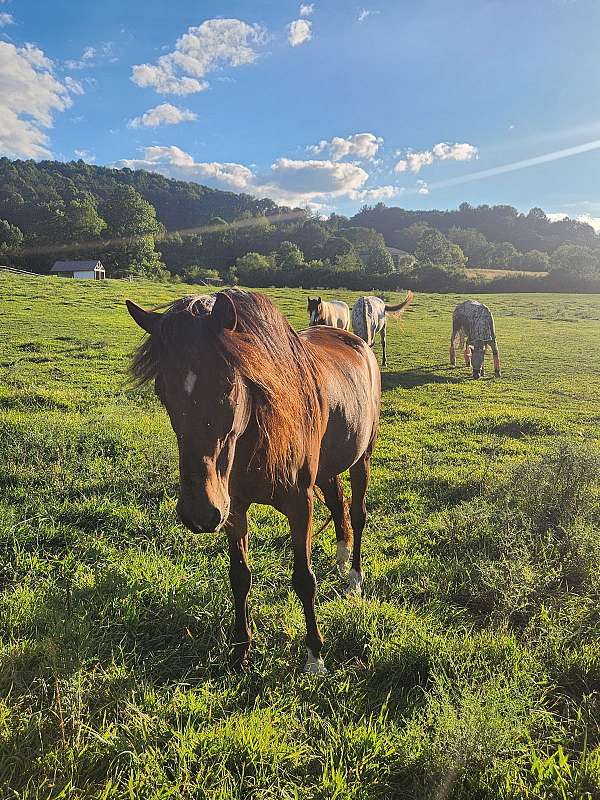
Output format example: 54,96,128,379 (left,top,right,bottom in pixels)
275,241,305,271
549,244,599,277
415,229,465,269
322,236,353,263
100,185,165,277
60,192,106,242
339,226,393,273
100,185,162,238
447,226,490,265
514,249,550,272
0,219,23,254
236,252,274,272
488,241,519,268
394,222,433,252
334,249,363,272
